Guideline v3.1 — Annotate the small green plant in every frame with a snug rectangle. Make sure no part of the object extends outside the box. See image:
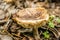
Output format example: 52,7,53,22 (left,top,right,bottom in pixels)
48,15,55,28
49,15,55,21
43,31,50,39
56,18,60,23
48,21,54,28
